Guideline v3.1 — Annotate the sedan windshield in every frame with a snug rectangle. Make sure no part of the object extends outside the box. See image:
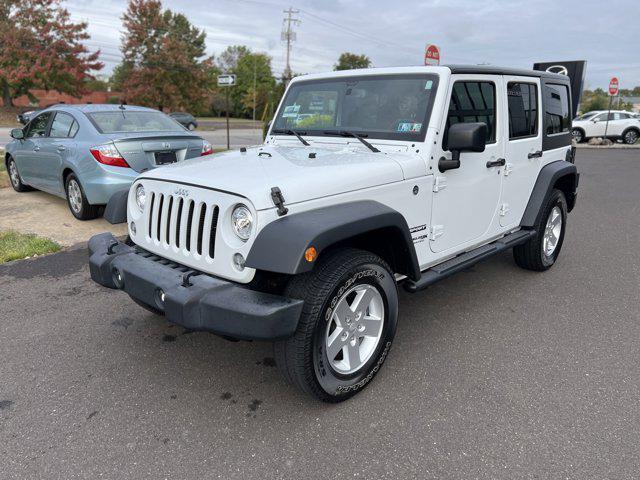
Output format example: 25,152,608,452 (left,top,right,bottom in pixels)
272,74,439,141
88,111,184,133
